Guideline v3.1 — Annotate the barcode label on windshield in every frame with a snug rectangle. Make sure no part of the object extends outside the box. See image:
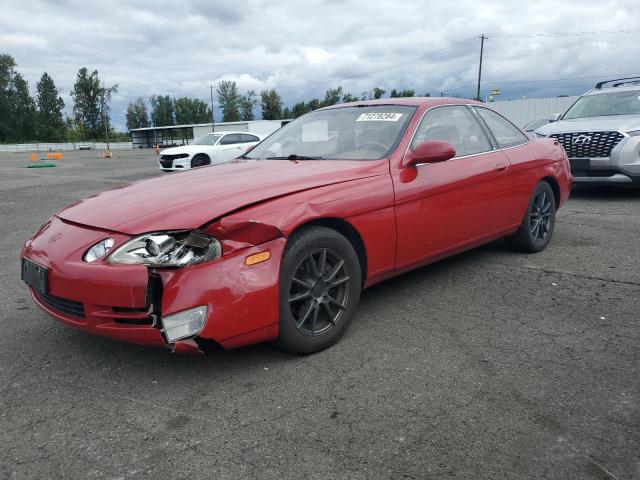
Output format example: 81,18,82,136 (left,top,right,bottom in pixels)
356,112,403,122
